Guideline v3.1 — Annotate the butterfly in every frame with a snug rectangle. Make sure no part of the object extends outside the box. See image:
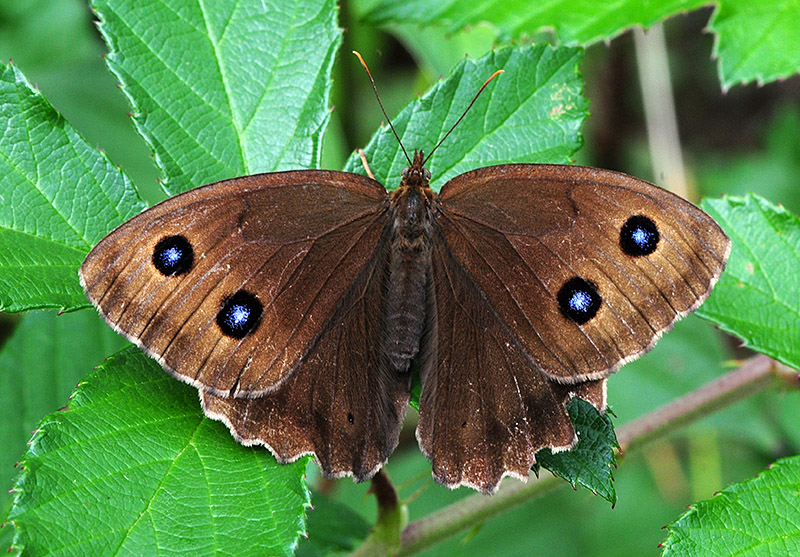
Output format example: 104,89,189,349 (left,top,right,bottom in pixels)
79,57,730,494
